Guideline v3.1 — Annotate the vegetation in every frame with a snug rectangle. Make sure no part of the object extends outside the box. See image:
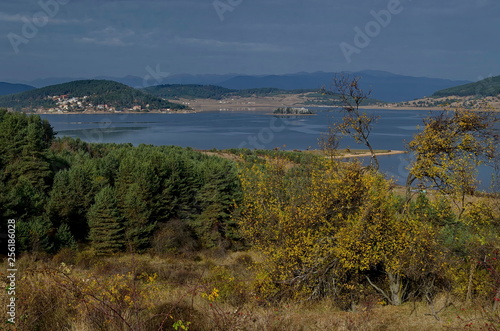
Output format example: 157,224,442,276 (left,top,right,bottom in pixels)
2,100,500,330
0,109,240,256
143,84,316,100
433,75,500,97
0,80,187,111
321,75,380,169
304,90,385,106
273,107,313,115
